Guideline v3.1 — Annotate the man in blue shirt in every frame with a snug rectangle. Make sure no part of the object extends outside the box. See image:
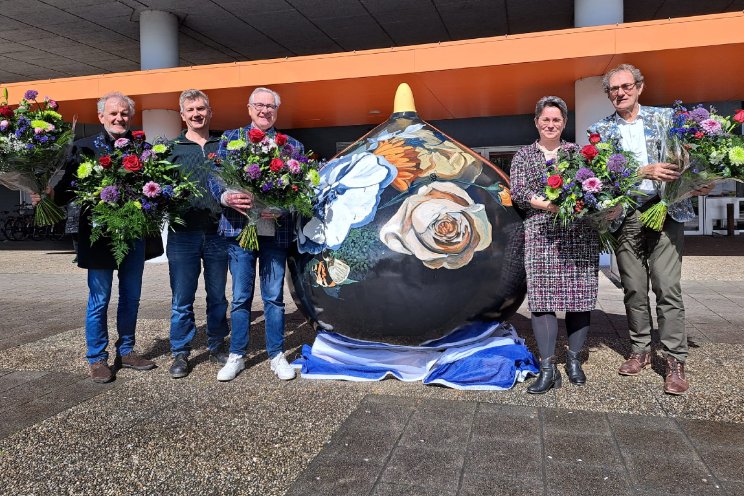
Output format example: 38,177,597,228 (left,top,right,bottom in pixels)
210,87,302,382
